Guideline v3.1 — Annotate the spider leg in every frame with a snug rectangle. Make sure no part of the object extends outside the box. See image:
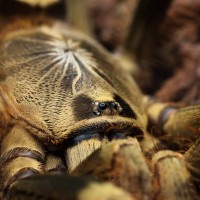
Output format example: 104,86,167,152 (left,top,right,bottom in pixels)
65,137,103,173
8,174,132,200
146,99,200,140
185,138,200,187
163,104,200,140
152,150,197,200
73,138,153,200
65,0,92,35
45,154,66,174
0,125,45,197
125,0,173,58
